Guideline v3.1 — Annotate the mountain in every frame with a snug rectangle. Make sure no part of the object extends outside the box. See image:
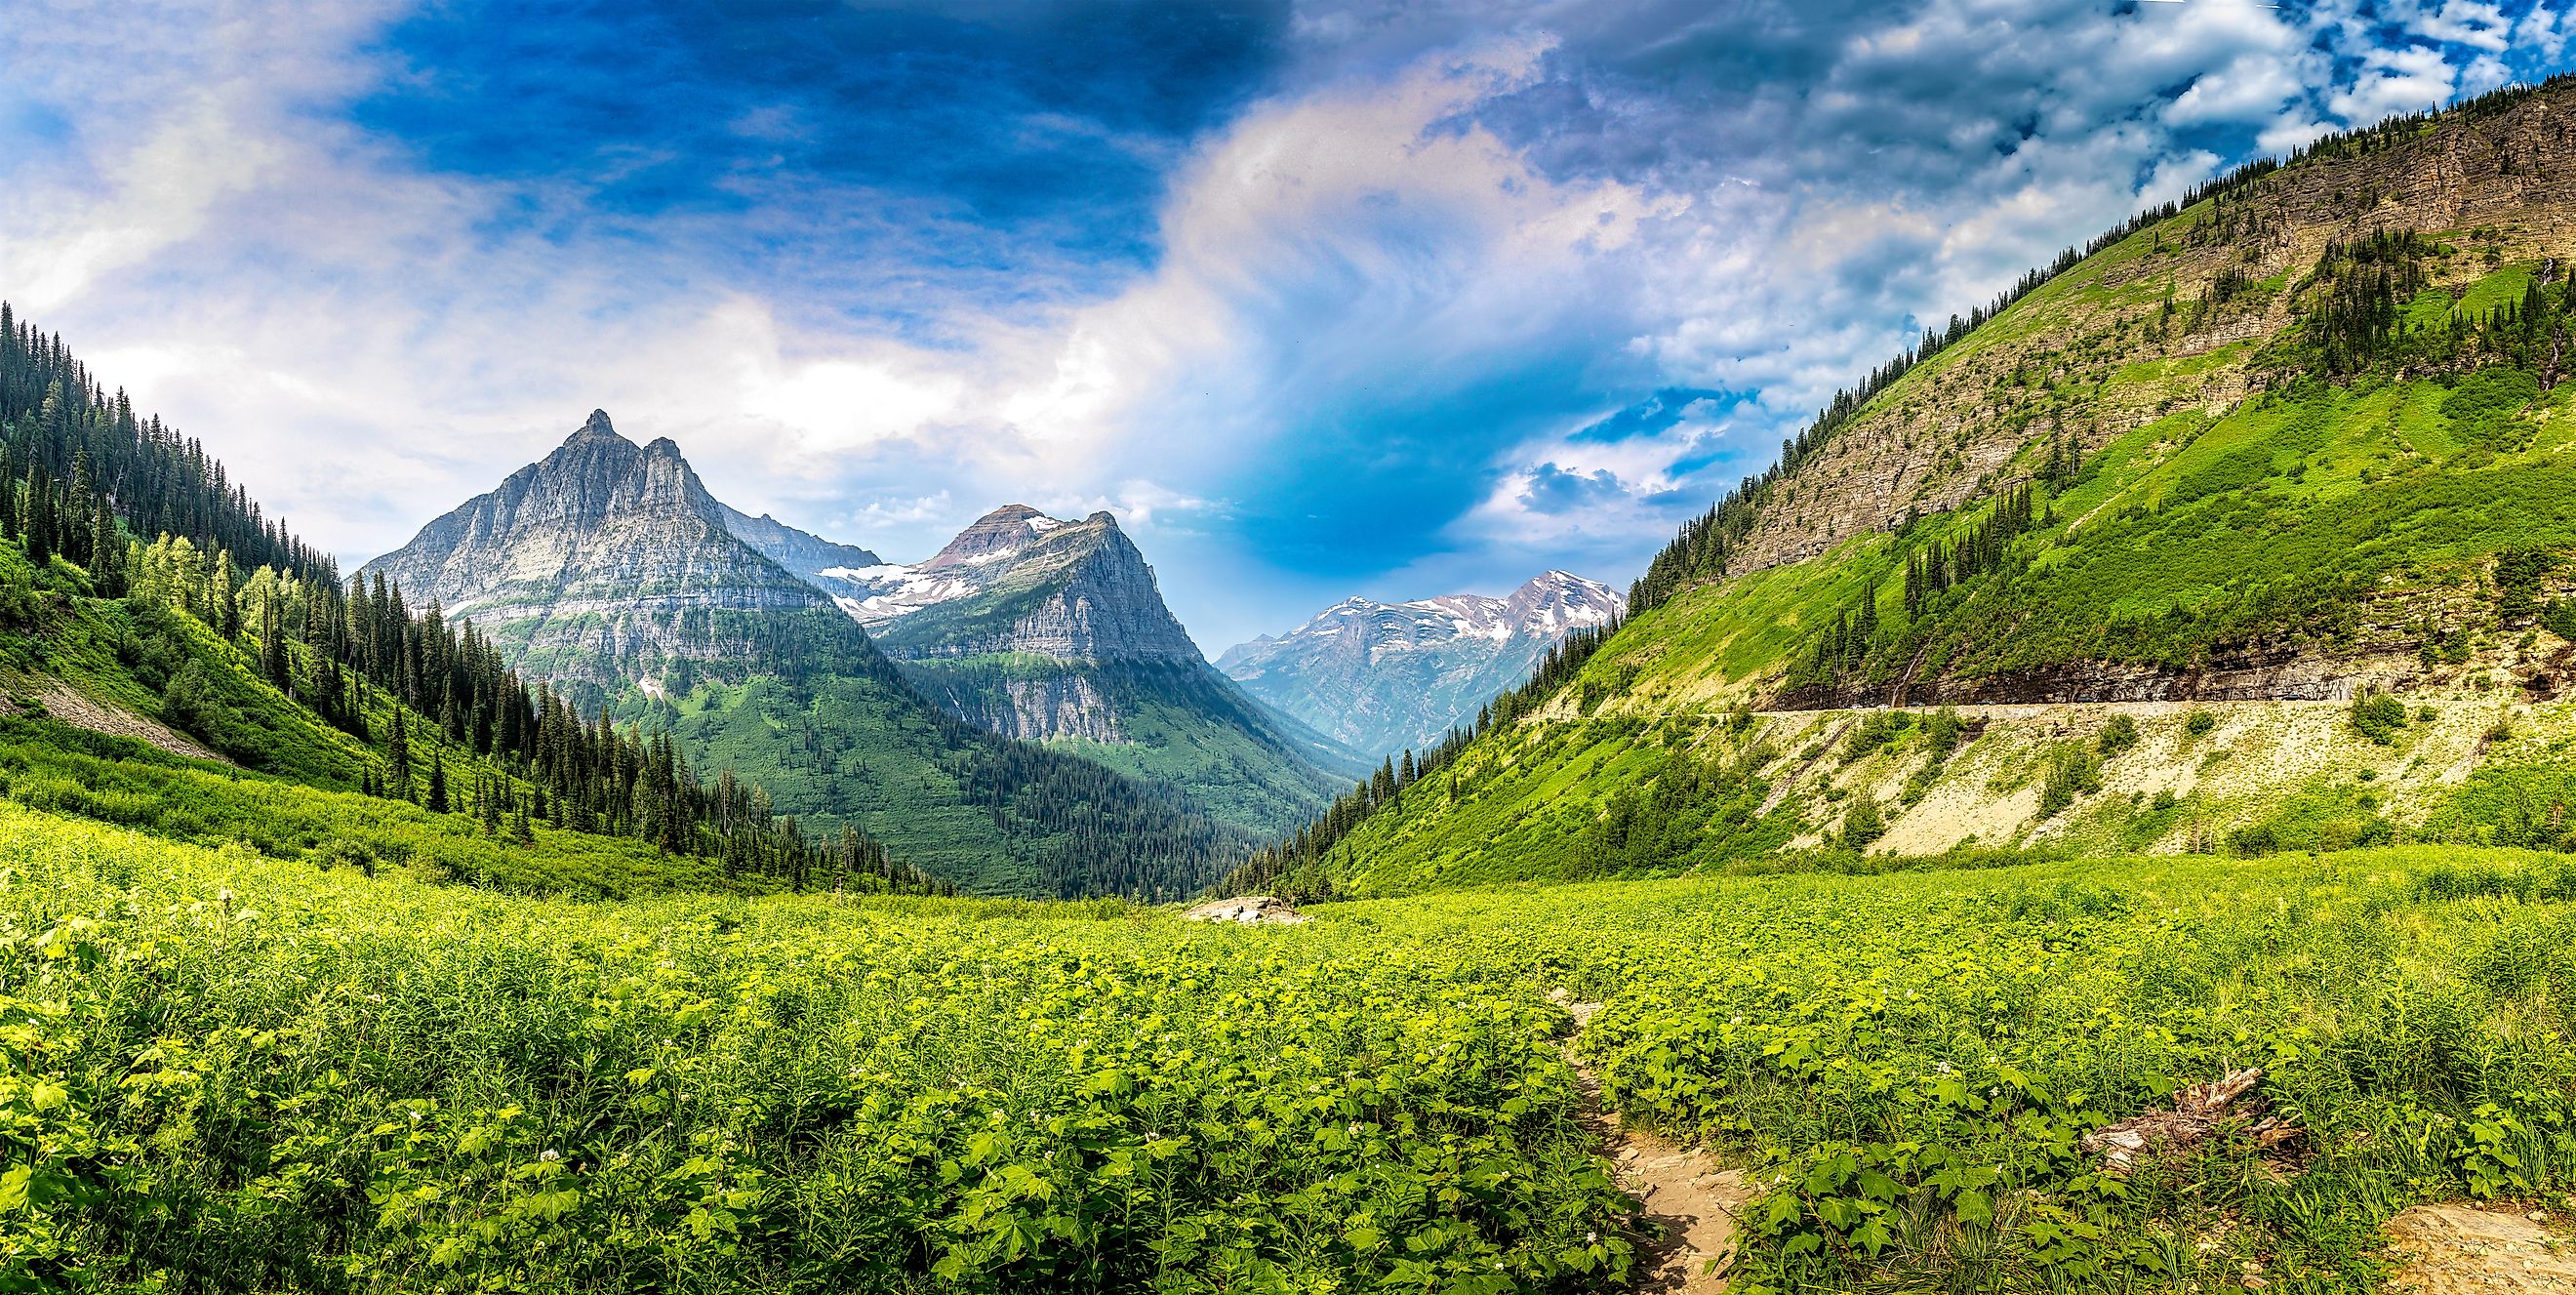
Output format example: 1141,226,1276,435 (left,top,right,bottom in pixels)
357,412,837,706
360,414,1257,898
1217,571,1621,758
811,505,1359,832
1224,78,2576,899
715,502,882,586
